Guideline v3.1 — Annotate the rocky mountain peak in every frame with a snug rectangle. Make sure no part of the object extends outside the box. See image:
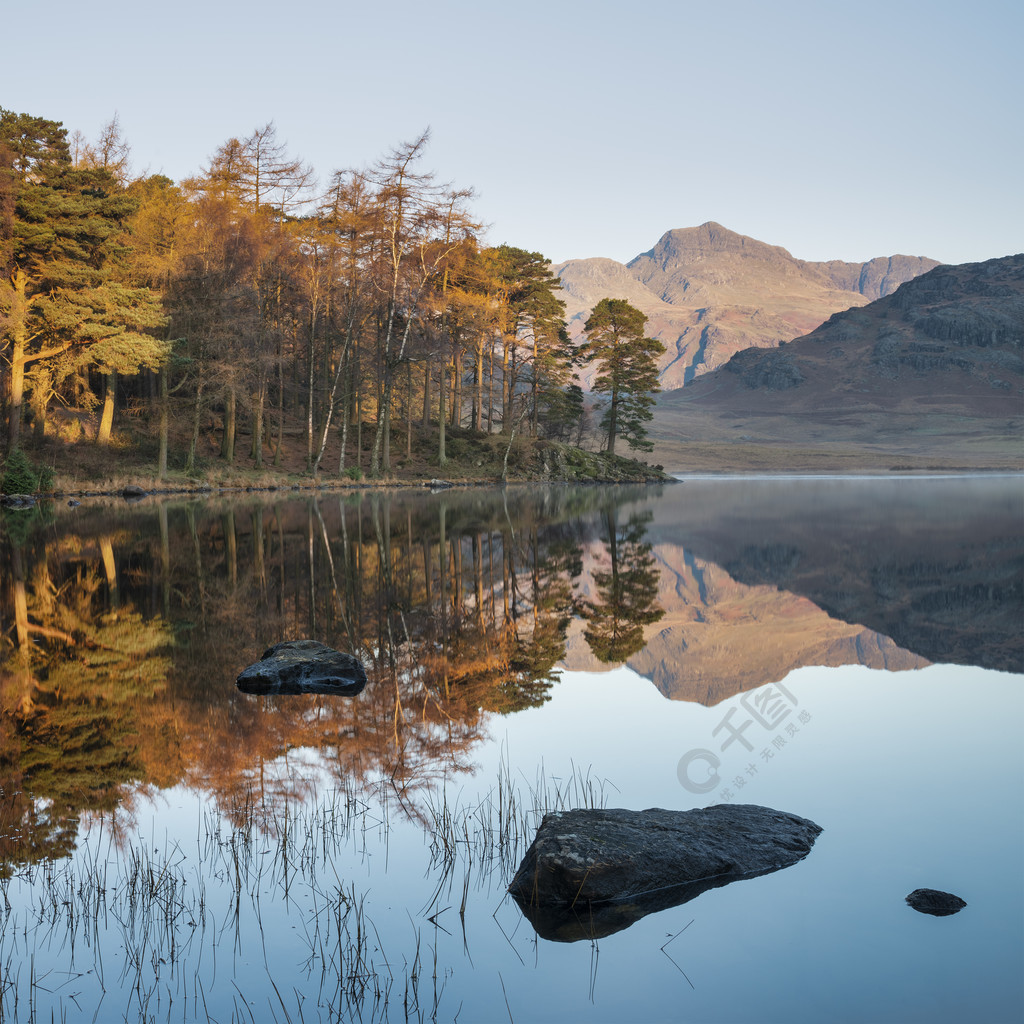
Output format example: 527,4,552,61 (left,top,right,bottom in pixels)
556,223,940,389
